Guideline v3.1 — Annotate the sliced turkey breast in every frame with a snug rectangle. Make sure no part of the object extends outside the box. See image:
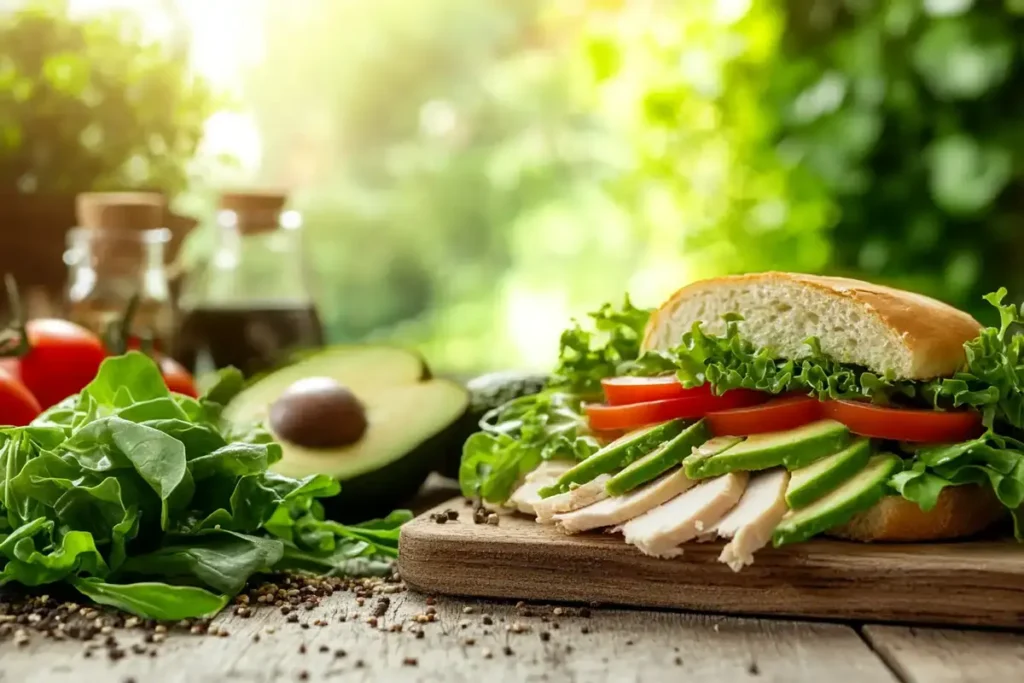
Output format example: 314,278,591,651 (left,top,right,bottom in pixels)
553,467,696,534
711,469,790,572
533,474,612,524
620,472,748,558
507,460,575,515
